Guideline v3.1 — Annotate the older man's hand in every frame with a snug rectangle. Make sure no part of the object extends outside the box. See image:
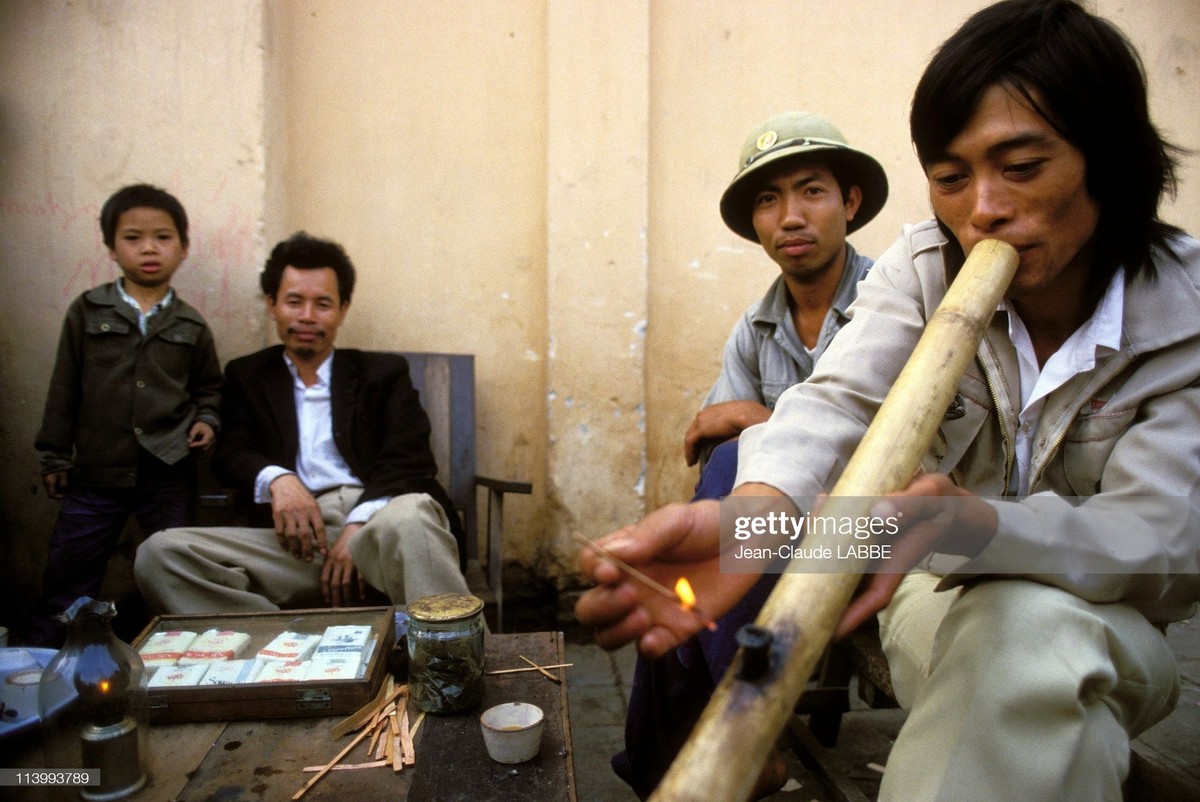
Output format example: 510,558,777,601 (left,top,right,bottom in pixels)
269,474,326,561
